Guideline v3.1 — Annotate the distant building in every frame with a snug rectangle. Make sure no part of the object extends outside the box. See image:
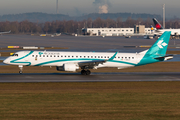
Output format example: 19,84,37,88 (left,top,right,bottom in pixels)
82,25,151,36
134,25,145,34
